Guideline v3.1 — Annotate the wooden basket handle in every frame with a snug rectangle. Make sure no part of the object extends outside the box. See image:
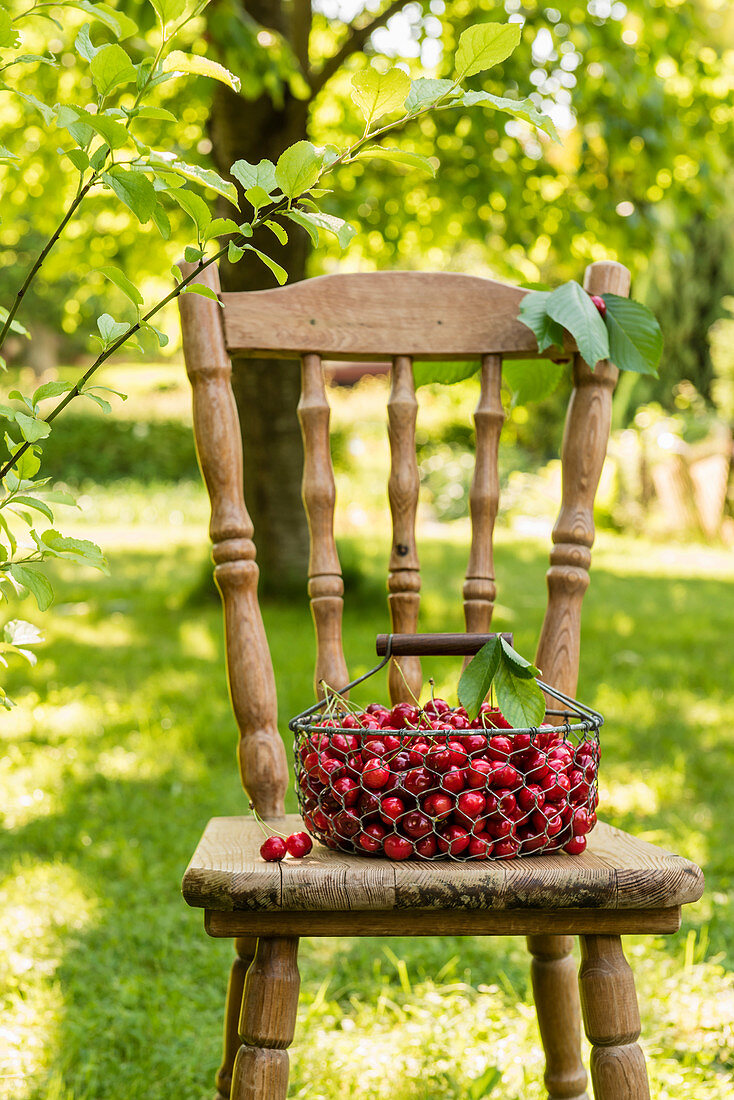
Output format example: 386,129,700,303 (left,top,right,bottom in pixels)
376,632,513,657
